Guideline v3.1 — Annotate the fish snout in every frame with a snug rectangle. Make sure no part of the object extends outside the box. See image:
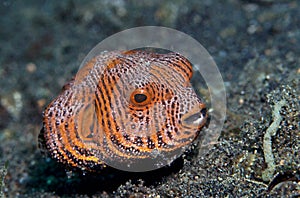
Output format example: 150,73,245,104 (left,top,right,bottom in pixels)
181,104,207,129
